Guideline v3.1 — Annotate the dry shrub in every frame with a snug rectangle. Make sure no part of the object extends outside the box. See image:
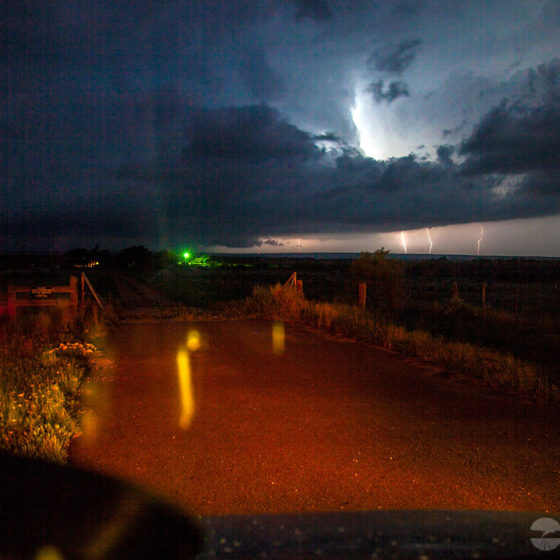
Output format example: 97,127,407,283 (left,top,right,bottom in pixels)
245,282,557,404
0,340,100,463
247,283,306,320
314,302,339,329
